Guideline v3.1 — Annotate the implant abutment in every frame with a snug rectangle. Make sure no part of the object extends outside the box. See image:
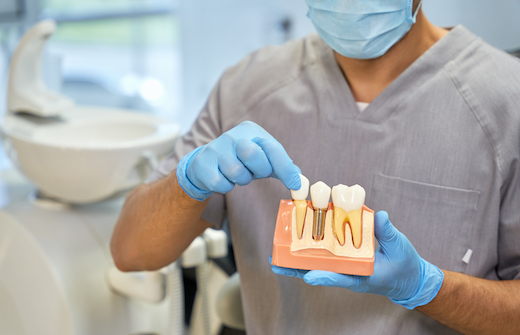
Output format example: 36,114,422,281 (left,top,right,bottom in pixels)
312,208,327,241
310,181,331,242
